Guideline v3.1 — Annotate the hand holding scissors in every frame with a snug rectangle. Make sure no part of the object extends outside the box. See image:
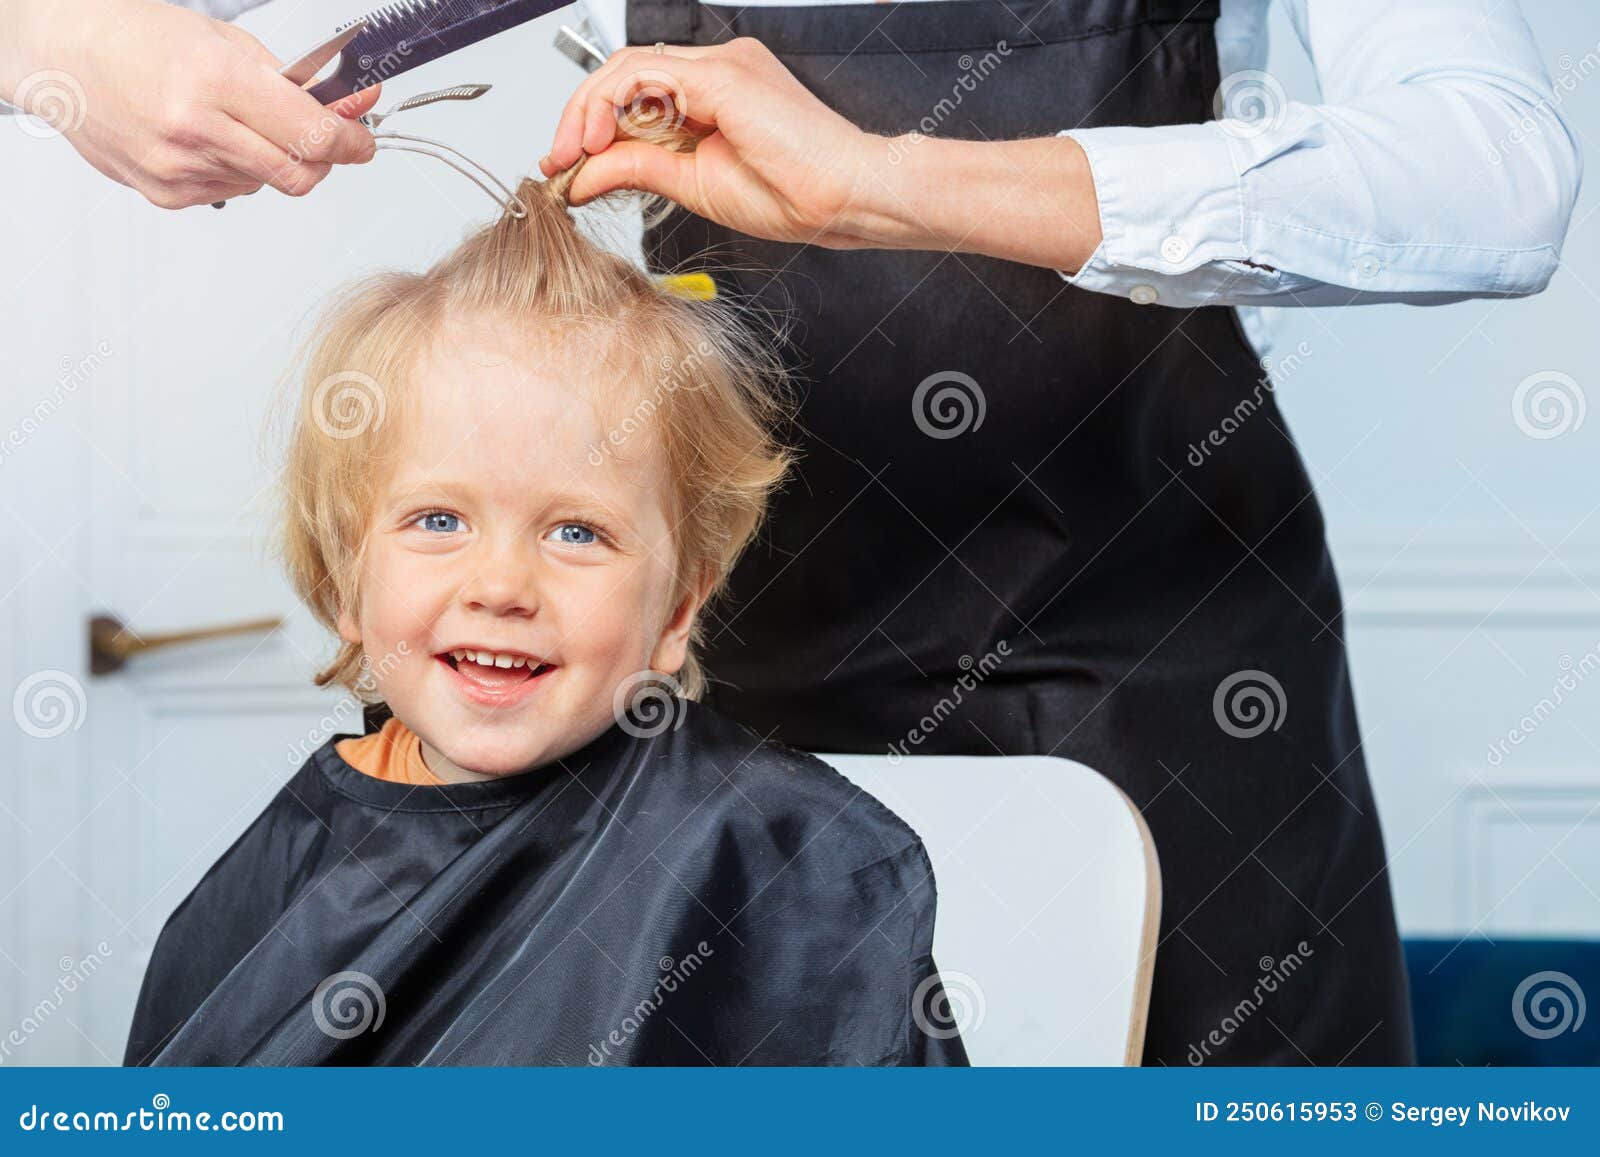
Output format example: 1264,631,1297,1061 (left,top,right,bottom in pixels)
0,0,380,210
